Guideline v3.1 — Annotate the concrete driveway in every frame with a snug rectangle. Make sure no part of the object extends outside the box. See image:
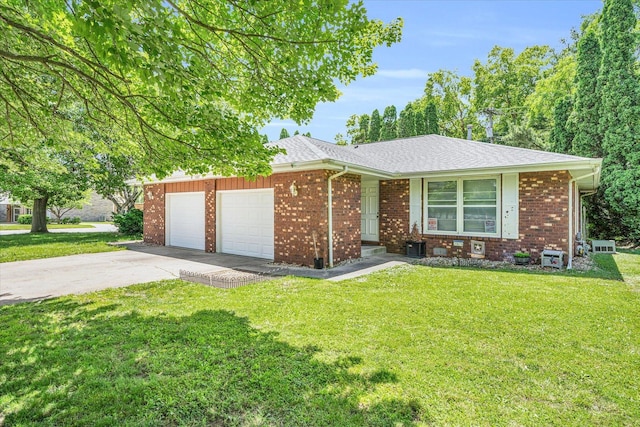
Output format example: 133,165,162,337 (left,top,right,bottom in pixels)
0,245,272,305
0,243,410,306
